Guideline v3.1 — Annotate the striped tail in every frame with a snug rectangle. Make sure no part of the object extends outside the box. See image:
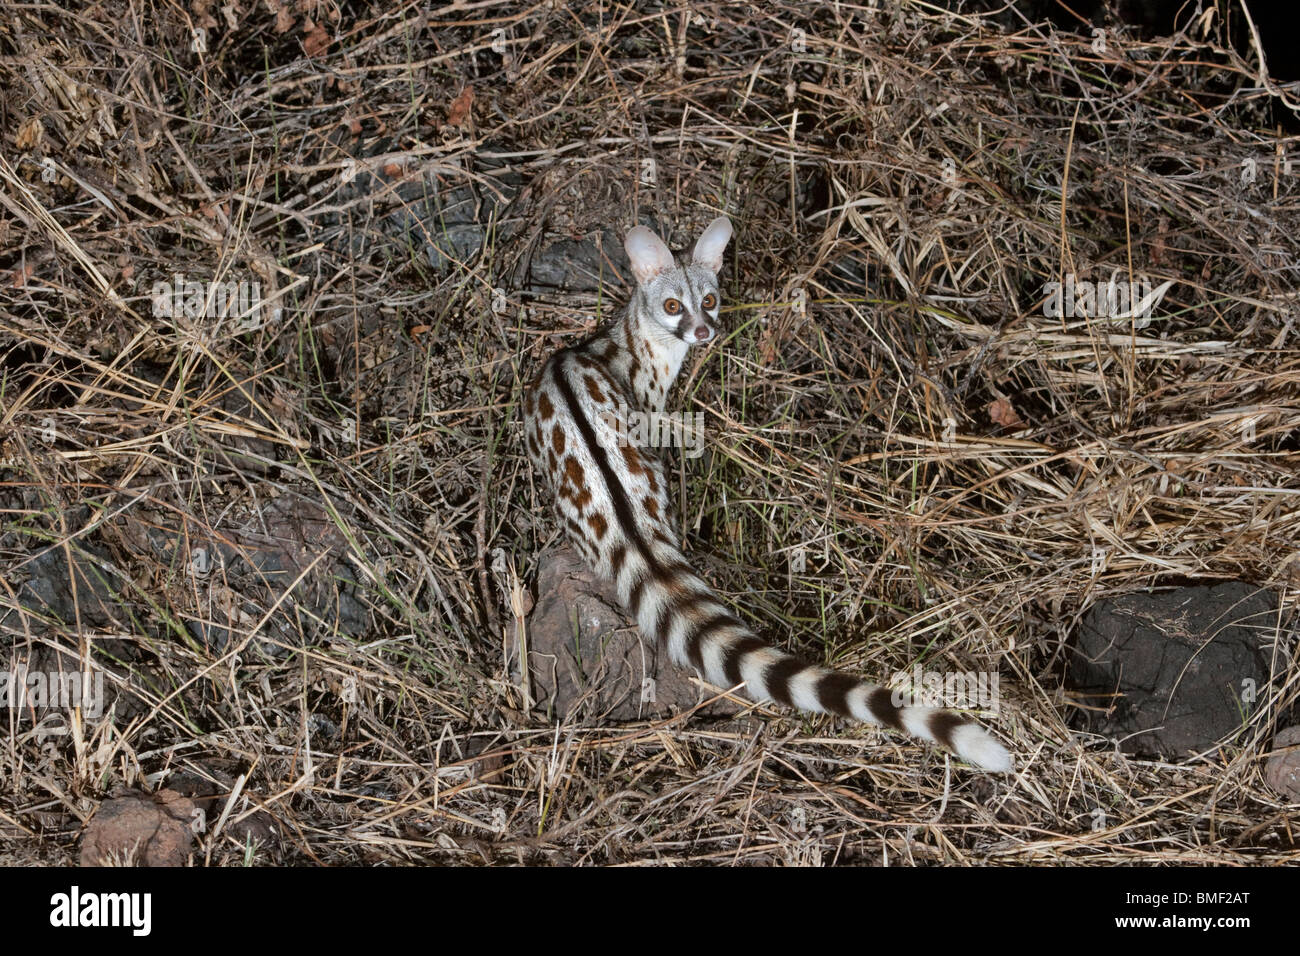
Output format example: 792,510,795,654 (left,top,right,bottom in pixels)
611,535,1014,773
